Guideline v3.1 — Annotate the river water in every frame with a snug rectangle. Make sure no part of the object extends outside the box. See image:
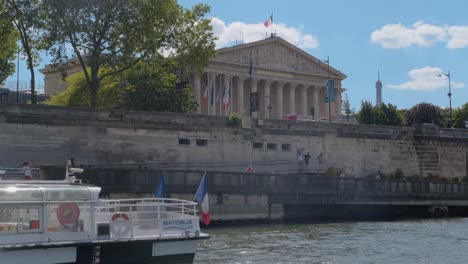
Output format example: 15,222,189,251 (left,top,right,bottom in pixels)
194,218,468,264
